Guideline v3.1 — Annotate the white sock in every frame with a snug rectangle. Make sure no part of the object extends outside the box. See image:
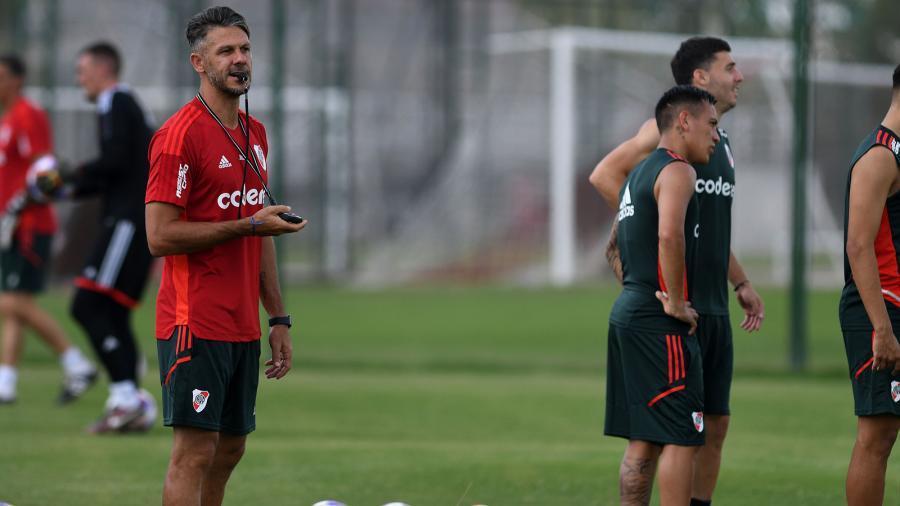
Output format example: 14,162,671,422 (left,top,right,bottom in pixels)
0,365,17,387
60,347,94,375
107,380,140,410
